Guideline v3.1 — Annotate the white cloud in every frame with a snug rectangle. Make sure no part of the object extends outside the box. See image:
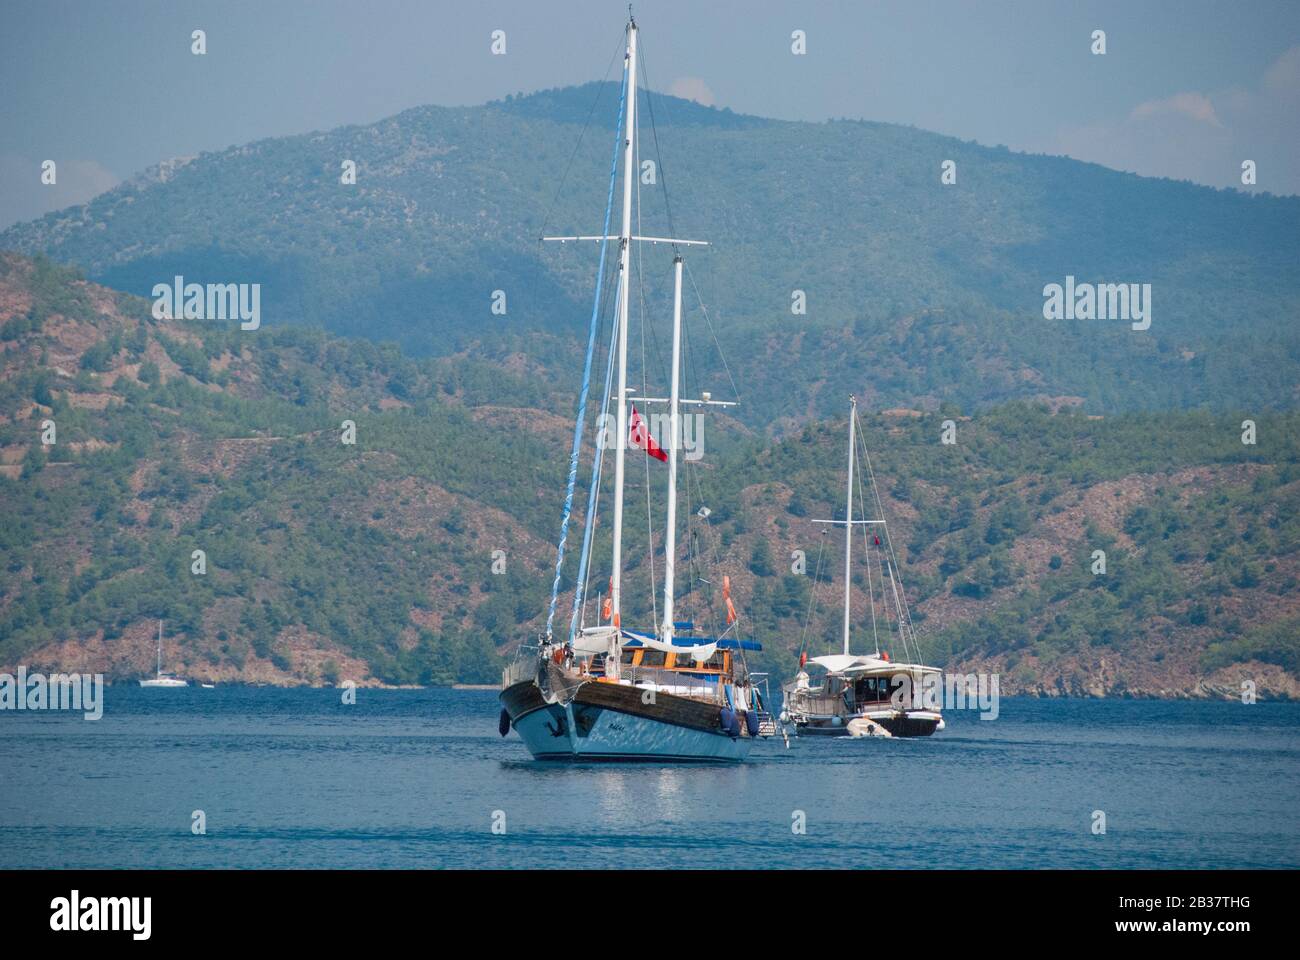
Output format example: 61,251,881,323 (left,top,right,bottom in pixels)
667,76,716,107
1263,44,1300,98
1047,44,1300,194
1130,92,1221,127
